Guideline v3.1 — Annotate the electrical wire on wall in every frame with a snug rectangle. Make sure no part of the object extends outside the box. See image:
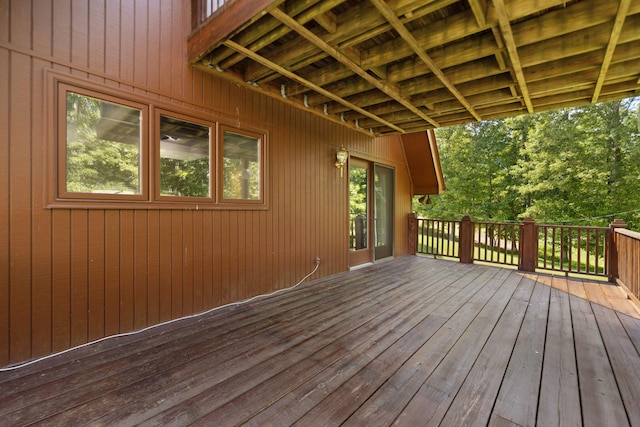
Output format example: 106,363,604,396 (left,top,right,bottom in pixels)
0,258,321,372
